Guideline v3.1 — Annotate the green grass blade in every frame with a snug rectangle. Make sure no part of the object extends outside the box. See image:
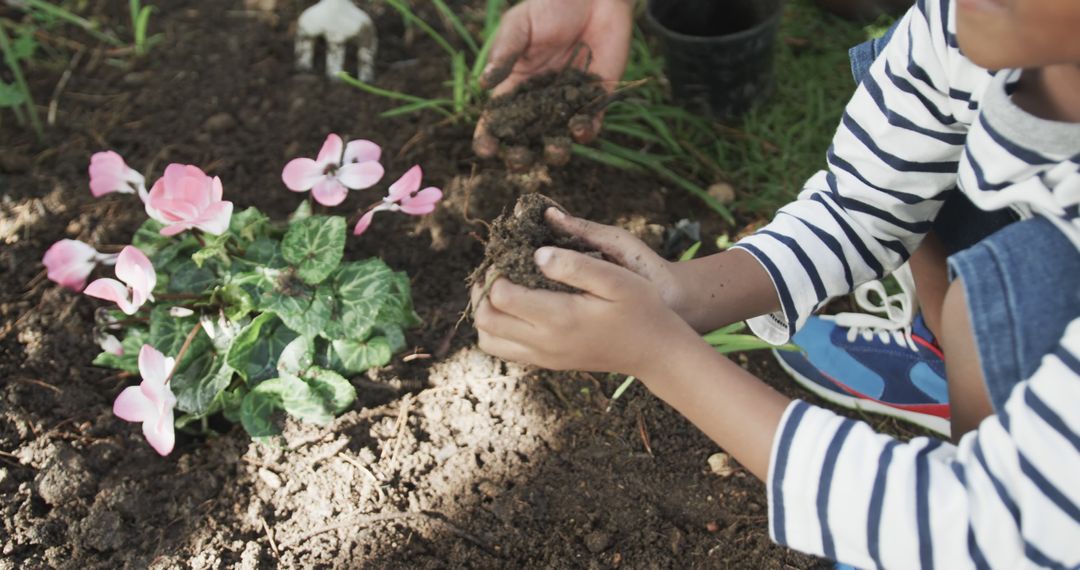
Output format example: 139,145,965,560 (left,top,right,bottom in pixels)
431,0,479,53
380,99,454,118
483,0,504,38
678,241,701,261
605,375,636,412
384,0,457,58
452,51,466,113
602,122,666,145
17,0,123,46
0,24,41,139
338,71,455,118
571,144,645,172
